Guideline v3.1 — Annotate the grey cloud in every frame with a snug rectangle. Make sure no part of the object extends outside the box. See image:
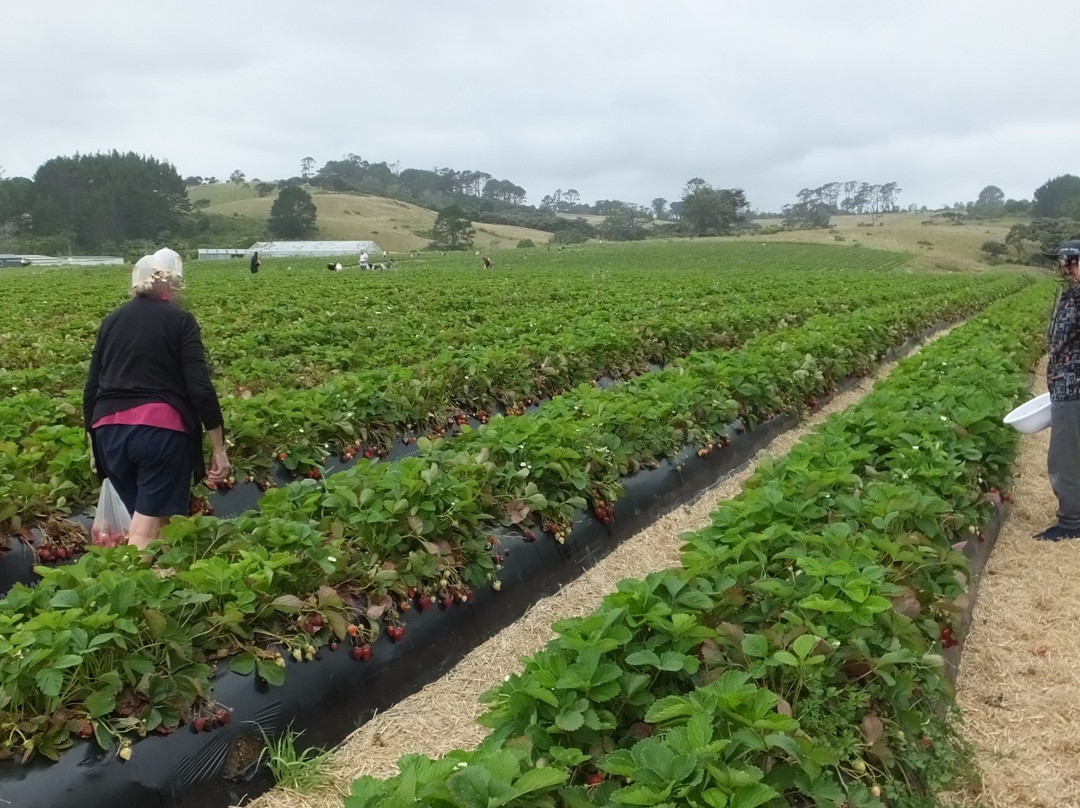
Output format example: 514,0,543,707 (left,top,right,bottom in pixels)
3,1,1078,211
